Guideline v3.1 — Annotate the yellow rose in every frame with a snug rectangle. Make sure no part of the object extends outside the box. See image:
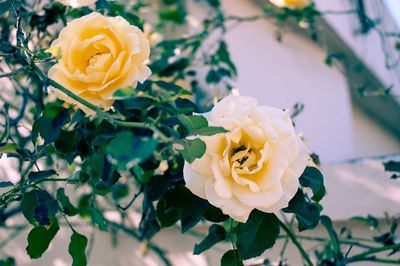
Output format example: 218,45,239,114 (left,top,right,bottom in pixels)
269,0,312,9
48,12,151,113
57,0,97,8
184,95,309,222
